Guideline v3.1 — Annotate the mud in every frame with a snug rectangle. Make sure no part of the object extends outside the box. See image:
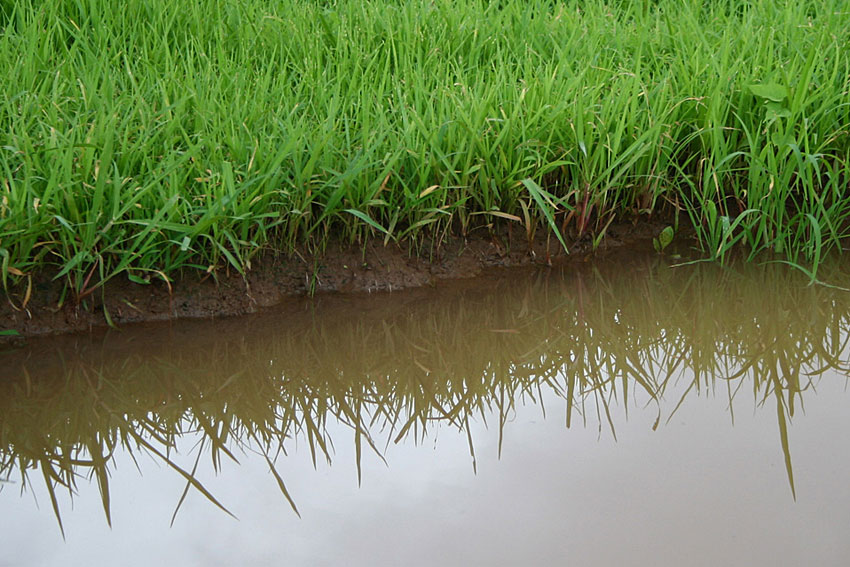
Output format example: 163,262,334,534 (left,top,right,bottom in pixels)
0,219,676,338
